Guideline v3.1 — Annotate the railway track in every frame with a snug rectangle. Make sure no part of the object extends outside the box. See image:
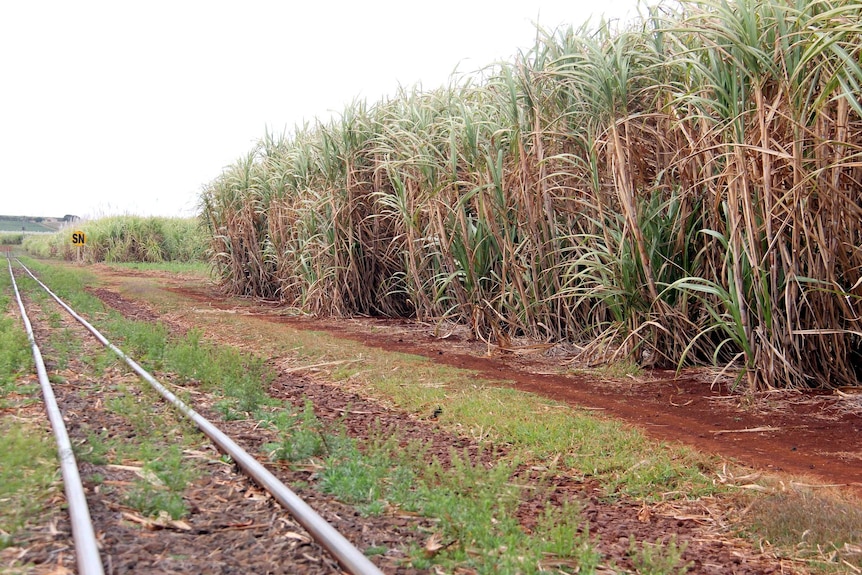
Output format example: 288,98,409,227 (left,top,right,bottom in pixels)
6,257,385,575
